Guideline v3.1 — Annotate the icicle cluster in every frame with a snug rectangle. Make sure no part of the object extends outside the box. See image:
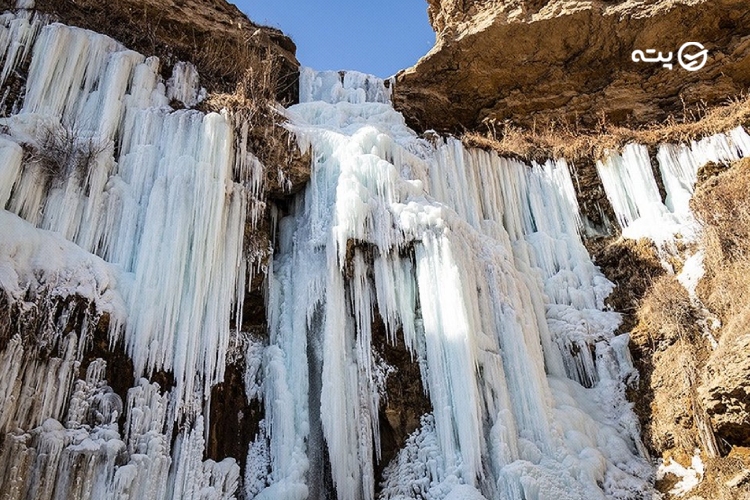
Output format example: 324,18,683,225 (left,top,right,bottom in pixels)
0,13,248,499
299,67,393,105
596,127,750,243
250,68,654,500
0,18,248,410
